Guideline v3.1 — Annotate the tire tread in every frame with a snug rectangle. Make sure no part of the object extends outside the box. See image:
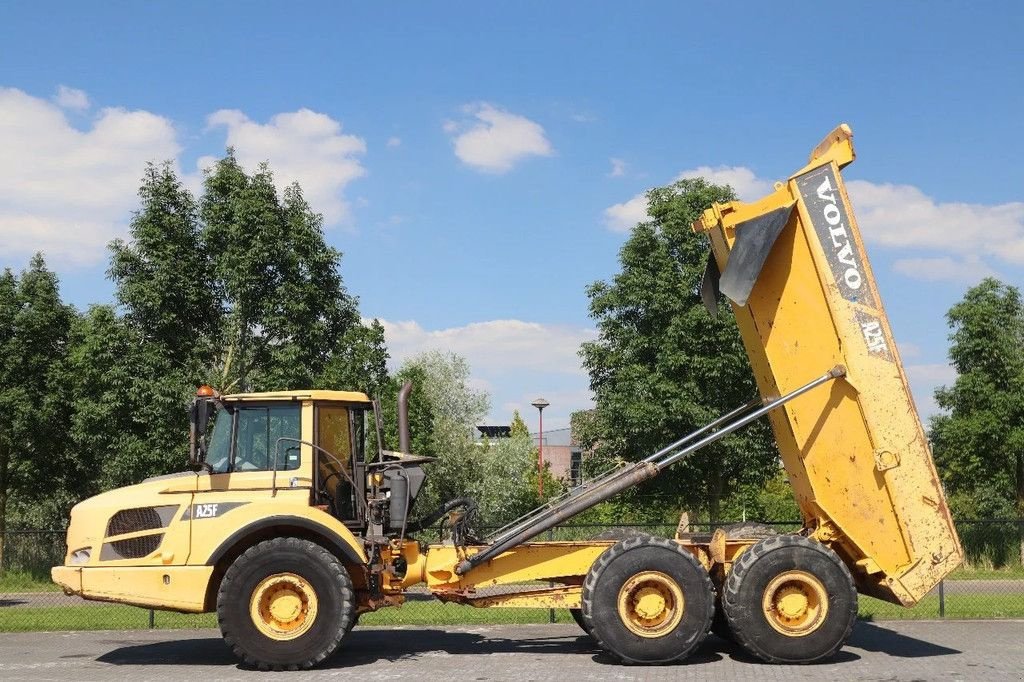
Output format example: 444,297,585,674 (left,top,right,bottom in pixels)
722,534,856,664
216,536,354,671
581,535,714,665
